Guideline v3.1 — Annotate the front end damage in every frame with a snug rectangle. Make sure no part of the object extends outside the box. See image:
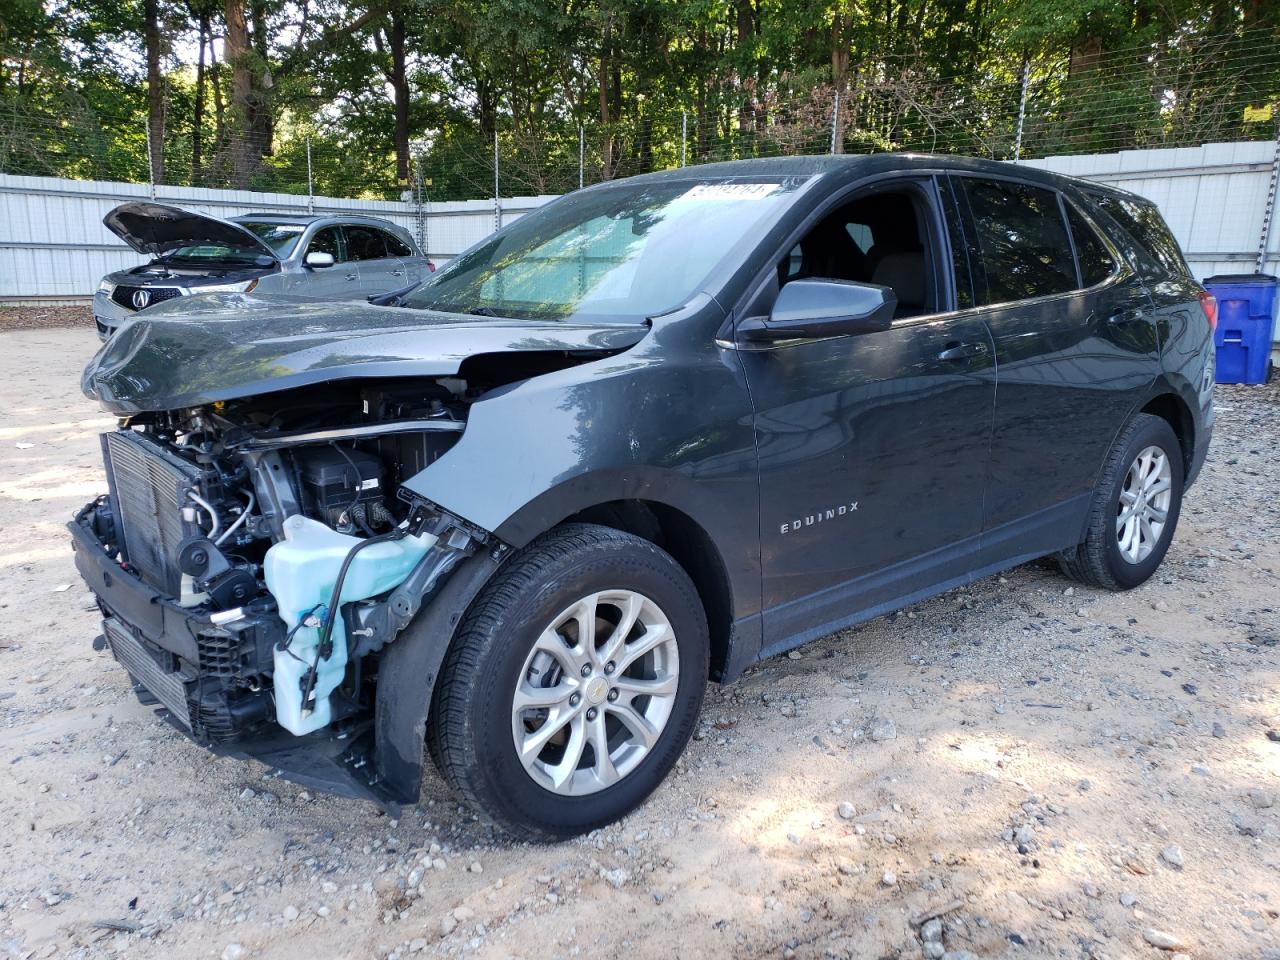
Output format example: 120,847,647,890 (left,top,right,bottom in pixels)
70,379,494,807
